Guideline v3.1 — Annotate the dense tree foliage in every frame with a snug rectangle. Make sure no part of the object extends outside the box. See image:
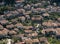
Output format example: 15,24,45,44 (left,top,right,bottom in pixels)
0,0,3,2
50,0,60,5
24,0,41,4
4,0,16,6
